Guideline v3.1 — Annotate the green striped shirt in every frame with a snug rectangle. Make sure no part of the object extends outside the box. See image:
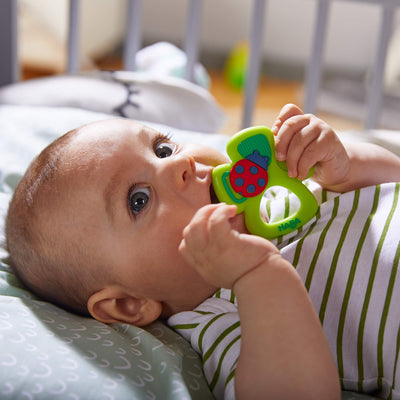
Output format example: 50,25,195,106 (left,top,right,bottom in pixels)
168,182,400,400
